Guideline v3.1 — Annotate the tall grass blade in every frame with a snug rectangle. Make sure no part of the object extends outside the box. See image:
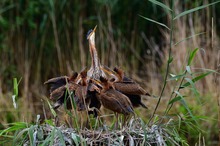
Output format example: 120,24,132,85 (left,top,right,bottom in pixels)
46,99,57,117
13,78,18,97
174,32,206,46
28,125,35,146
139,15,170,30
0,122,28,136
168,96,185,105
148,0,172,12
174,1,220,20
181,71,212,88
